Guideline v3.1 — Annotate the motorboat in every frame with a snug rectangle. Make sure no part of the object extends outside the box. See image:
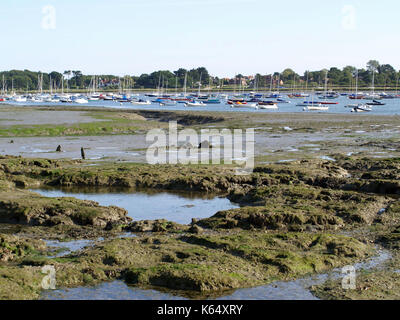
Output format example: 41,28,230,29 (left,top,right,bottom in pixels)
348,94,365,100
366,100,385,106
158,99,177,106
363,94,382,100
264,93,282,99
131,99,151,105
296,101,323,107
88,94,100,101
351,104,372,112
288,93,309,98
118,95,132,103
319,93,339,99
318,101,339,105
306,105,329,111
204,98,220,104
13,95,27,102
230,101,258,108
74,98,89,104
258,103,278,110
184,100,206,107
276,99,291,104
60,95,72,103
